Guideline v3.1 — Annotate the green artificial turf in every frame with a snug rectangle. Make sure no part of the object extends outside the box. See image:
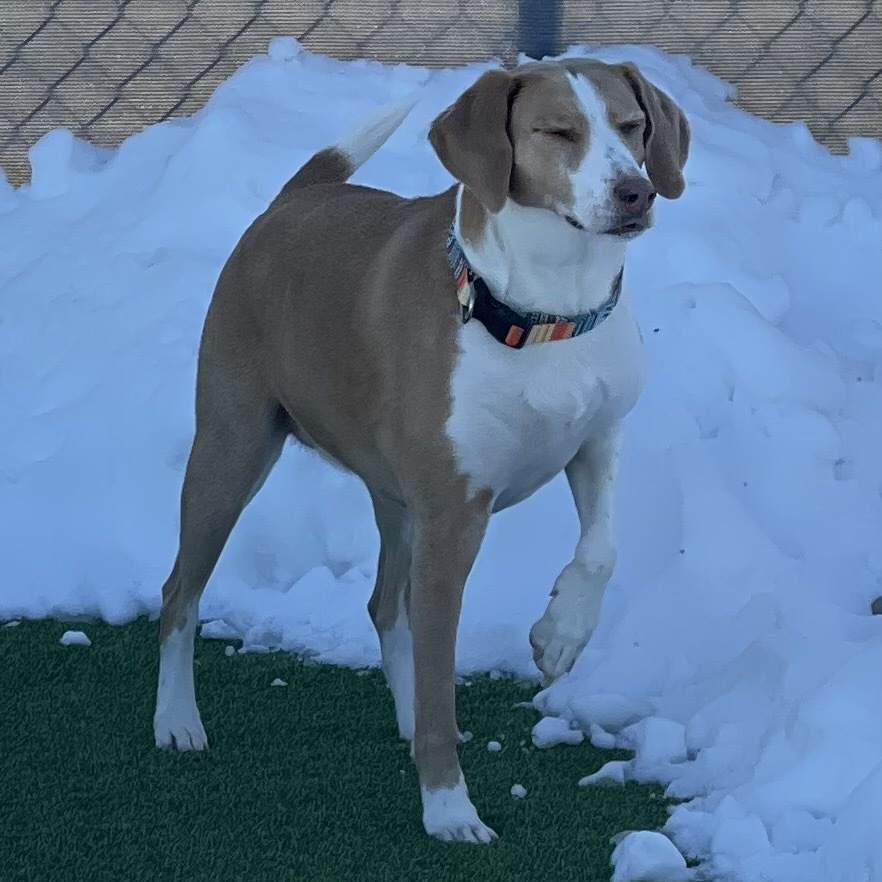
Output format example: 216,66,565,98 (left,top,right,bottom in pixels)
0,618,669,882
